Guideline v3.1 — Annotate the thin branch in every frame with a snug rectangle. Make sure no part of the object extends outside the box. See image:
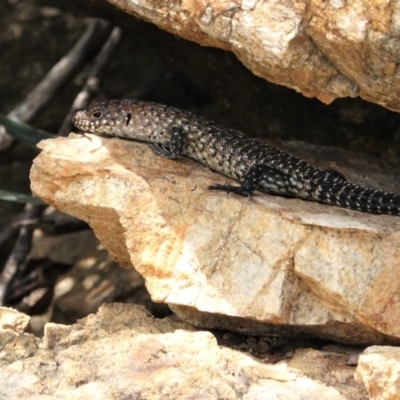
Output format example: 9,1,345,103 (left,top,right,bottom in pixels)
0,216,39,252
0,21,118,308
0,125,13,150
59,26,123,136
38,216,90,235
8,19,112,123
0,203,42,306
0,19,113,150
